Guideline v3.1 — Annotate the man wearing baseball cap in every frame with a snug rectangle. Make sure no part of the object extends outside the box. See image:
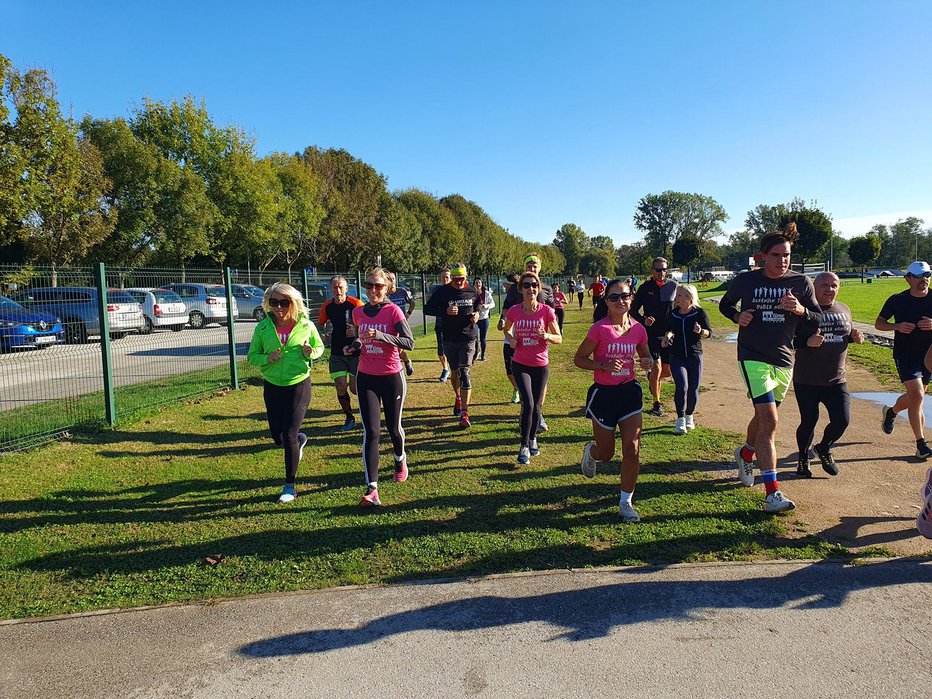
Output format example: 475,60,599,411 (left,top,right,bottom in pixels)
876,260,932,458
